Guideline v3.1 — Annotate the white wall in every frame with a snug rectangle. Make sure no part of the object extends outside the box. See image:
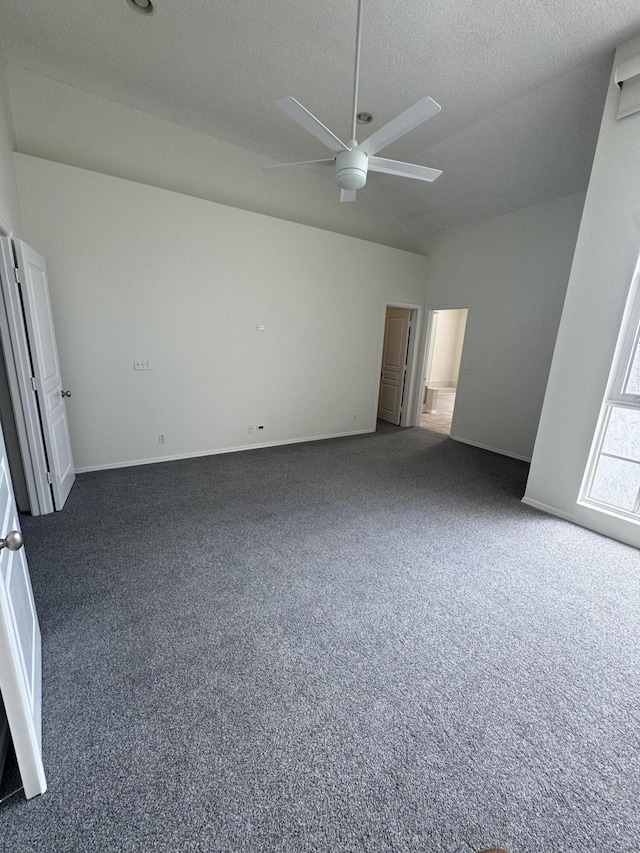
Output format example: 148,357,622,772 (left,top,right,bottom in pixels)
524,35,640,549
428,308,466,387
0,56,21,236
14,154,429,472
423,192,585,460
7,66,421,255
